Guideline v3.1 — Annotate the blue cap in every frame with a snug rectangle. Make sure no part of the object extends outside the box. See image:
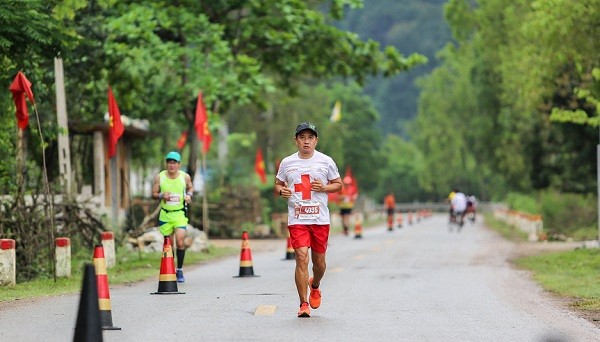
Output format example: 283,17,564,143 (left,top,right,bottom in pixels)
165,151,181,162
